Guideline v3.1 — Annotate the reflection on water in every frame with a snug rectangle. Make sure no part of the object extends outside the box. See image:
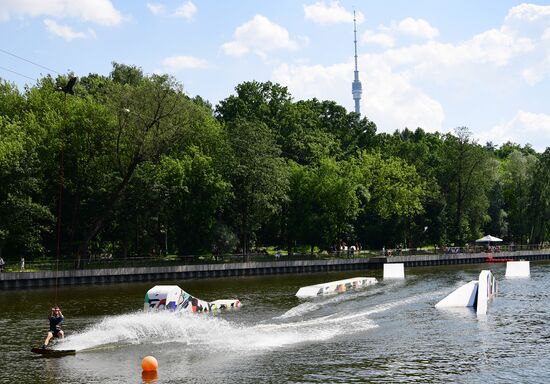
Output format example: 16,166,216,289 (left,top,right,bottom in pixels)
1,262,549,383
142,370,158,383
